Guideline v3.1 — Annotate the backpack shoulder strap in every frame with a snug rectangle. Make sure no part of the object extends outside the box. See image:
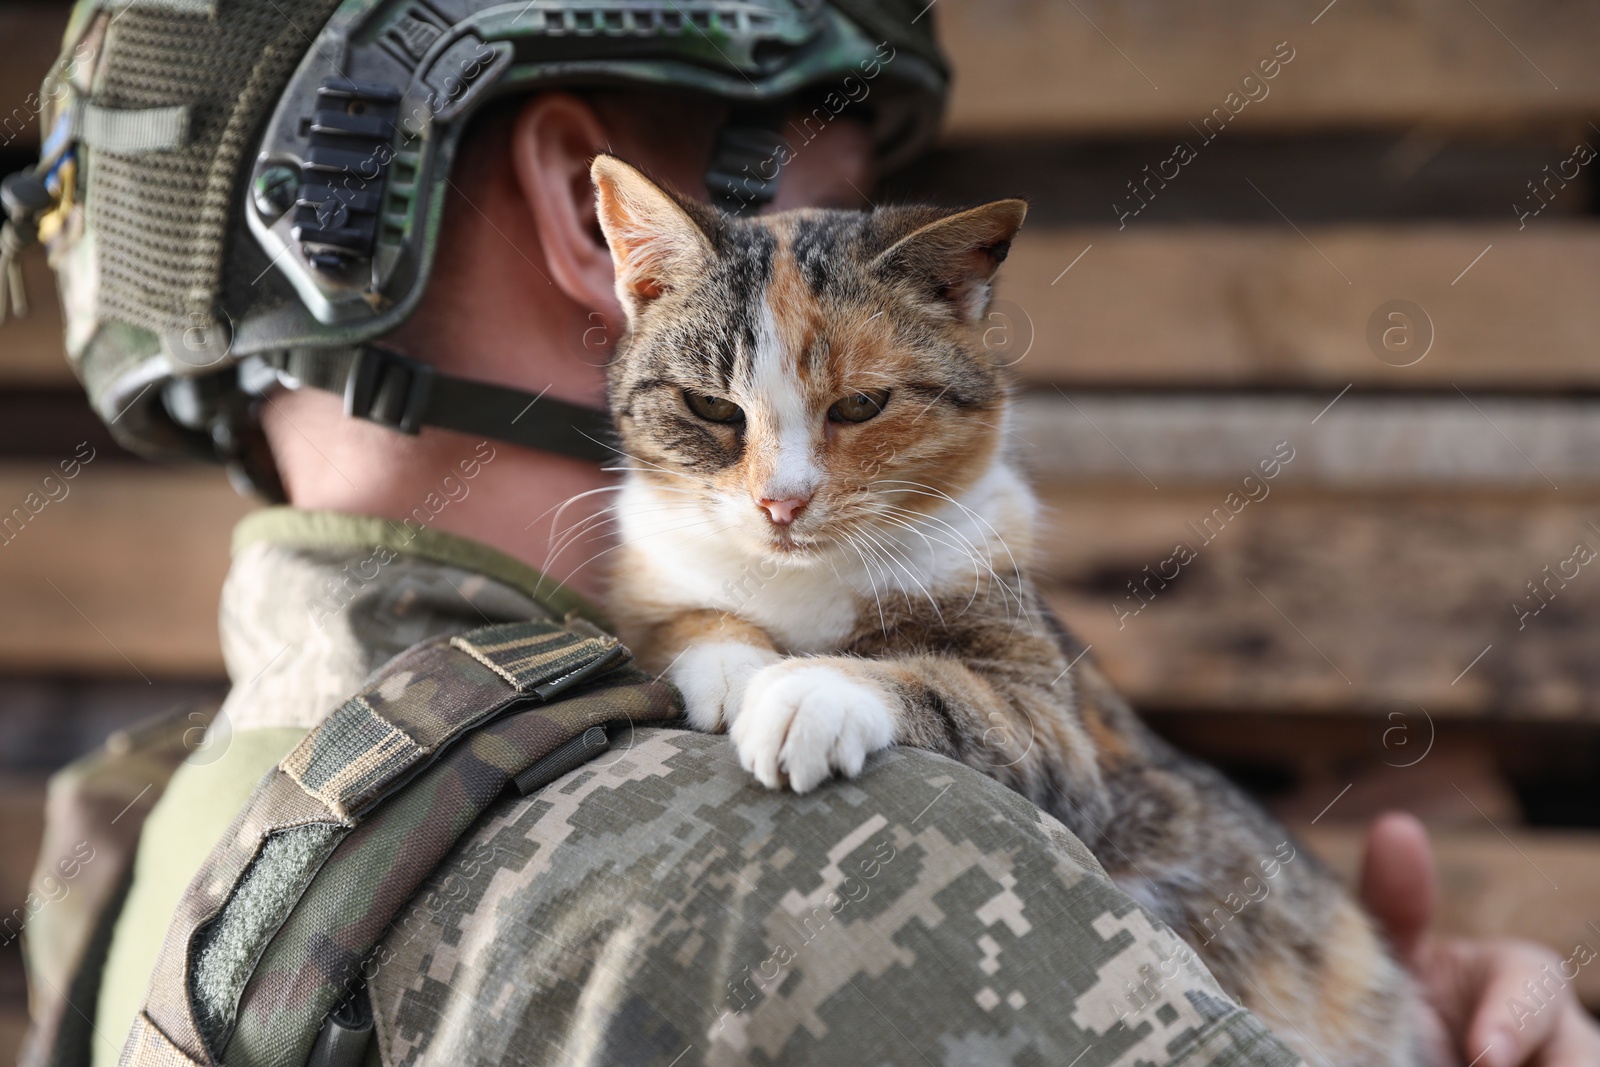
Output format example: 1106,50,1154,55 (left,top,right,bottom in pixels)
118,618,681,1067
